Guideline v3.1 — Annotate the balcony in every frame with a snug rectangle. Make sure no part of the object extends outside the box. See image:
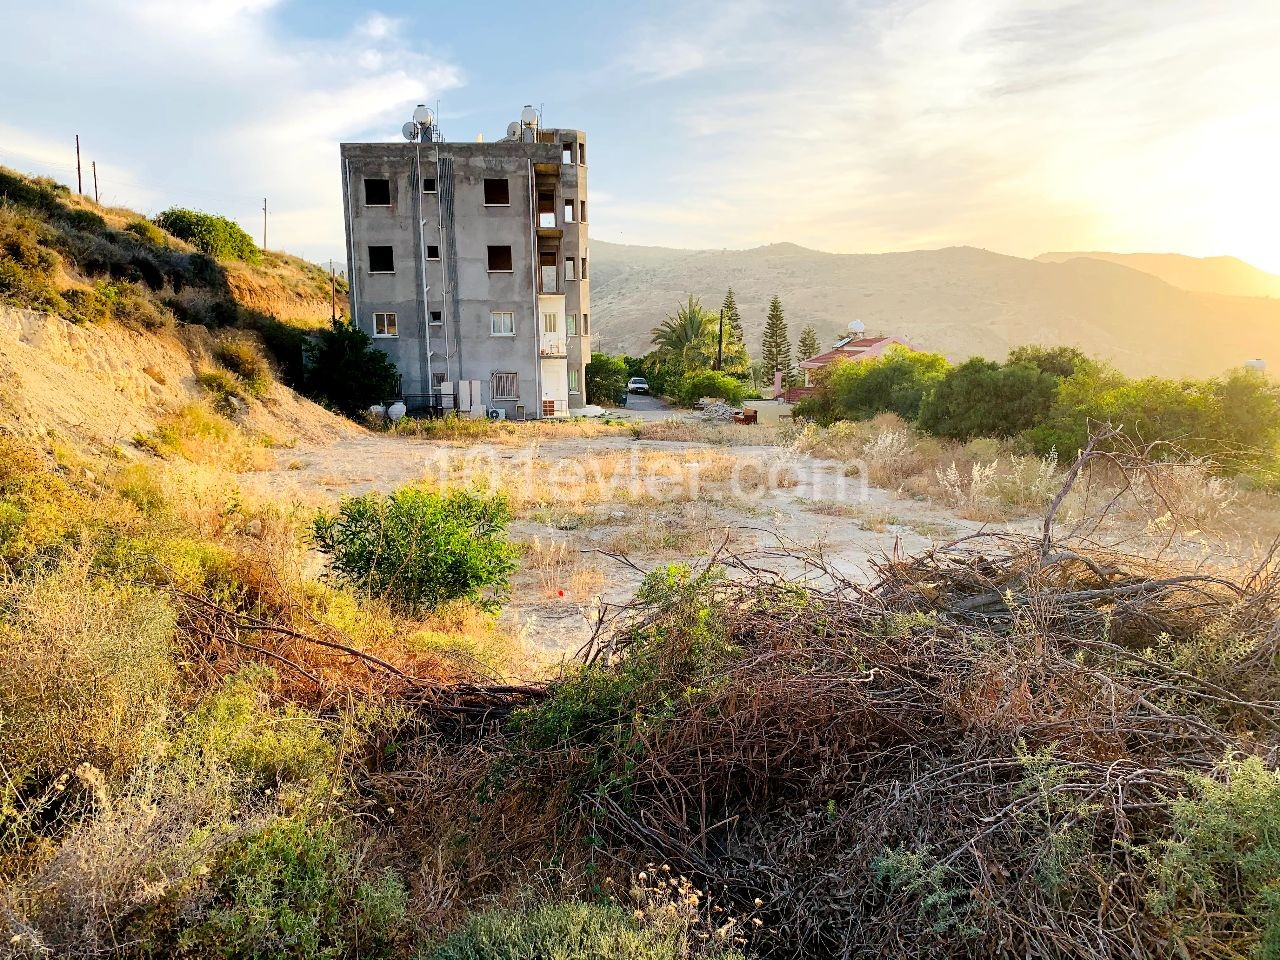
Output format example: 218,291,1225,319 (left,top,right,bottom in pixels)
539,341,568,358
